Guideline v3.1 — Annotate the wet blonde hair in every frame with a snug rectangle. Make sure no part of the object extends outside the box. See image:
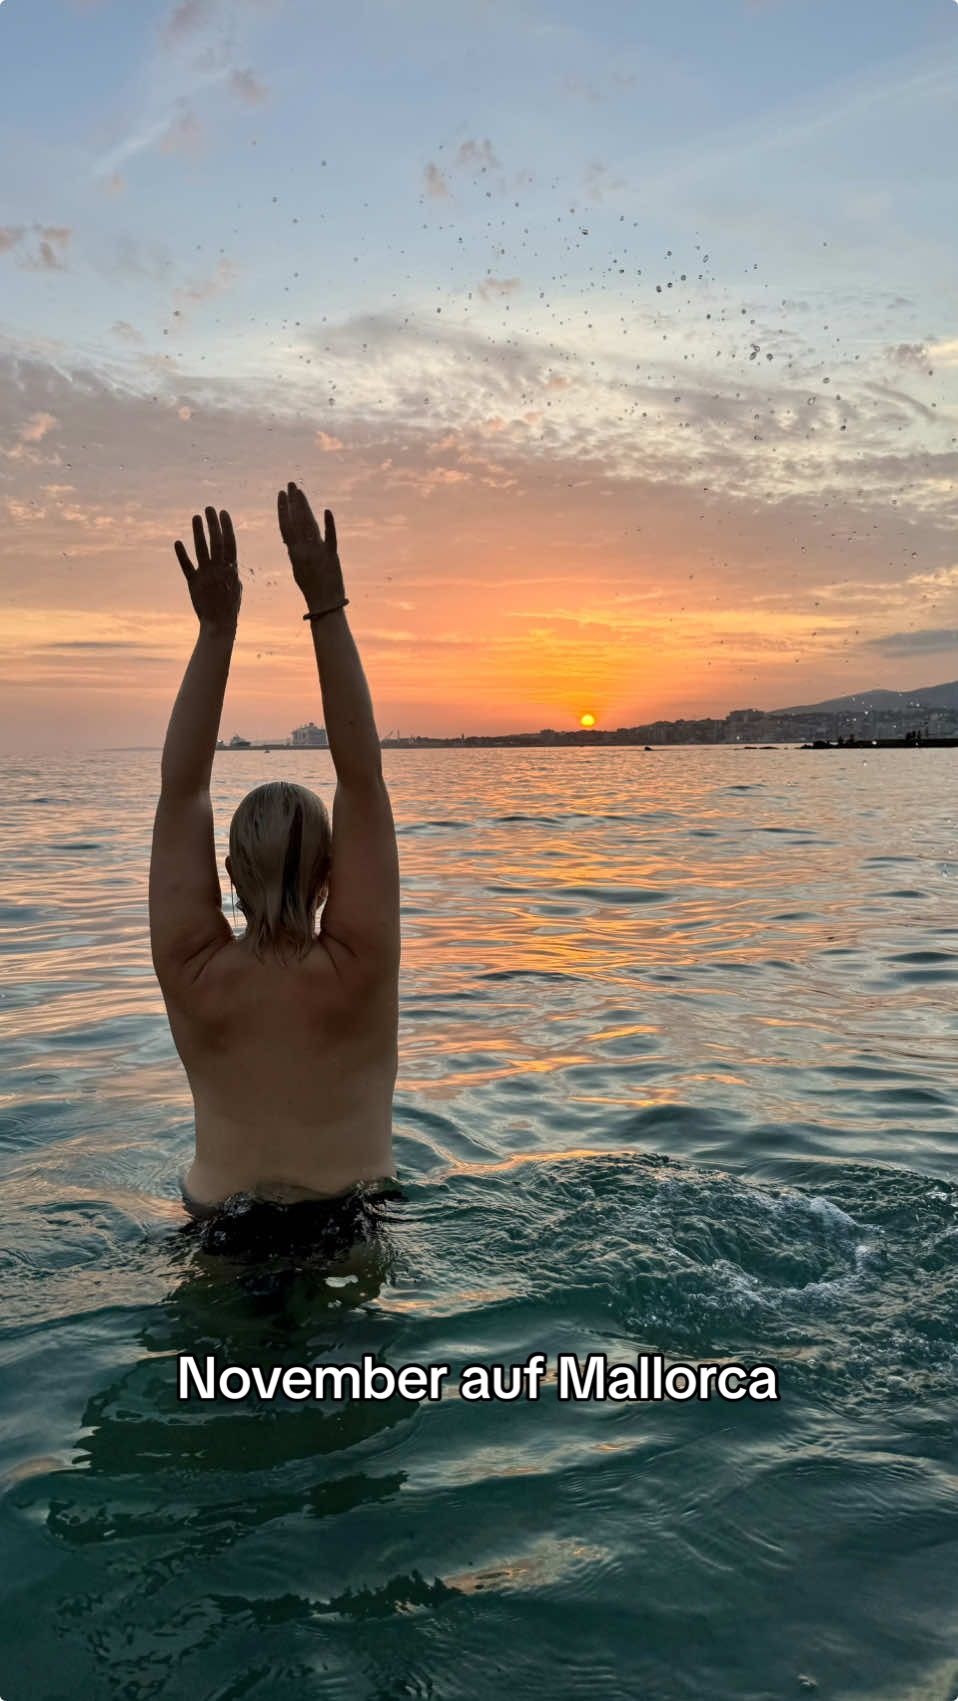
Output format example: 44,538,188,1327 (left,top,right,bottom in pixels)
228,781,332,963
